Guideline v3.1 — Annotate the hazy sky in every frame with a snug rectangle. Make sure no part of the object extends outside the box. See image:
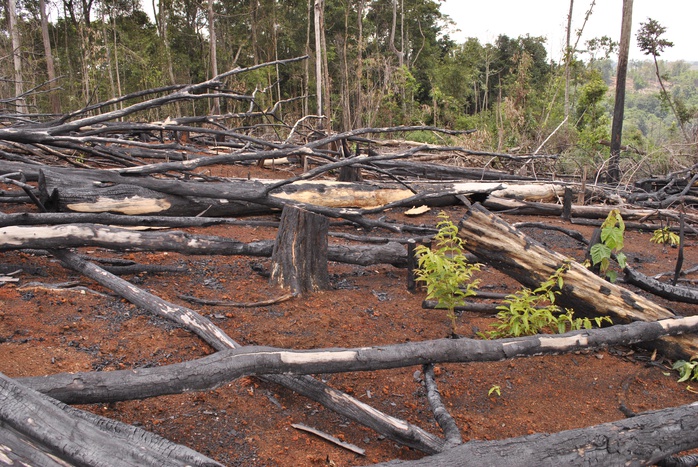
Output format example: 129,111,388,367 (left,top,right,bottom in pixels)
440,0,698,63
